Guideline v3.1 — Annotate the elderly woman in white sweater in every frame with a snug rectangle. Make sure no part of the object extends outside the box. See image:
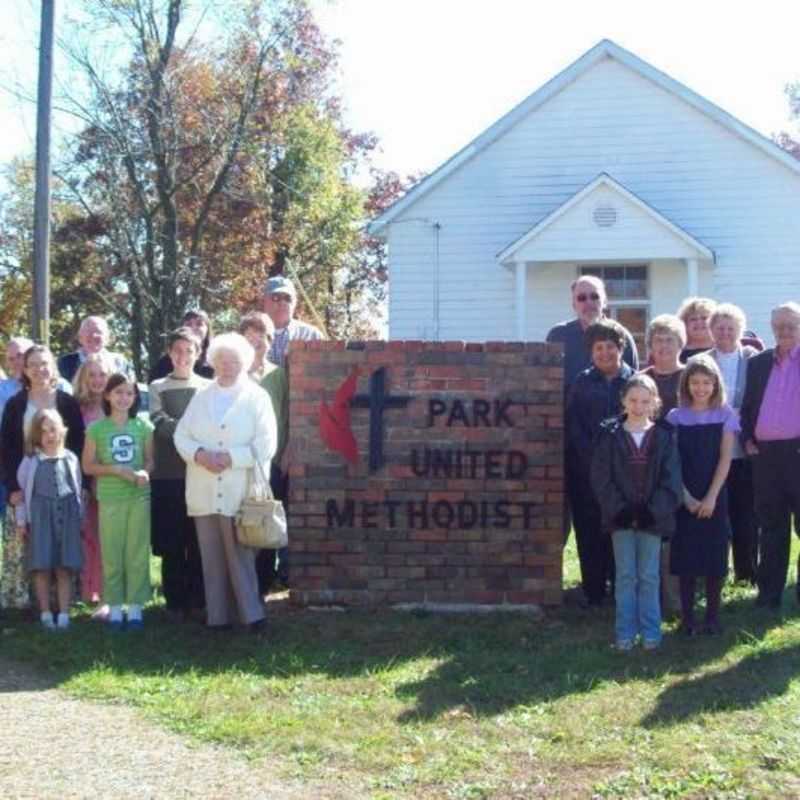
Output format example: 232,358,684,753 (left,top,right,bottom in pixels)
175,333,277,631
